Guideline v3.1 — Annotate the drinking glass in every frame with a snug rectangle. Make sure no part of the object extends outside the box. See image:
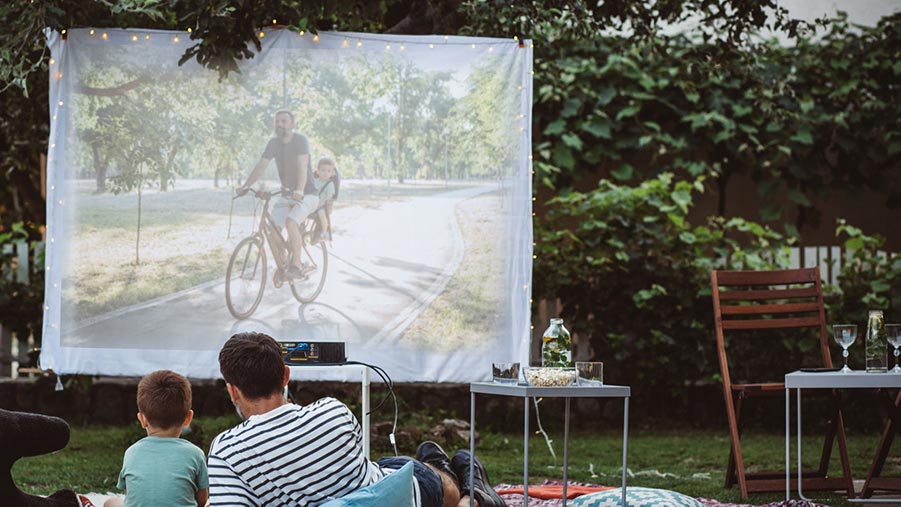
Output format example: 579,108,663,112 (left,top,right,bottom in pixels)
832,324,857,373
887,324,901,373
